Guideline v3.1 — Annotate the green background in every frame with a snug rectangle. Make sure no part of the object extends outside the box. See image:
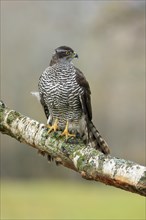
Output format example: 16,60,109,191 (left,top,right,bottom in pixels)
1,180,145,219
